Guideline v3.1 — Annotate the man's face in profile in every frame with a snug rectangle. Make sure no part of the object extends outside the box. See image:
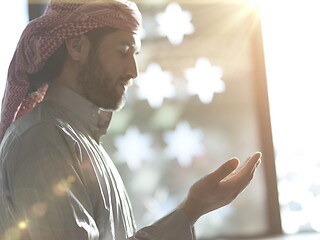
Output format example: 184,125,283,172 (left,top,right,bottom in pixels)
78,29,141,110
